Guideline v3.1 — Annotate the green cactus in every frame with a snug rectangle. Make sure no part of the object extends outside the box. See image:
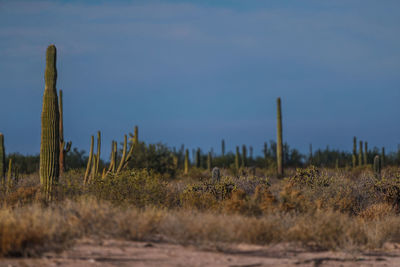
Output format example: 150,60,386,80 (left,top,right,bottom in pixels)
235,146,240,171
40,44,60,201
352,137,357,168
116,135,128,174
373,155,381,179
241,145,247,168
221,139,225,157
184,149,189,174
58,89,71,176
84,135,94,185
207,151,212,171
0,133,5,184
364,141,368,165
358,140,363,166
276,97,284,177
